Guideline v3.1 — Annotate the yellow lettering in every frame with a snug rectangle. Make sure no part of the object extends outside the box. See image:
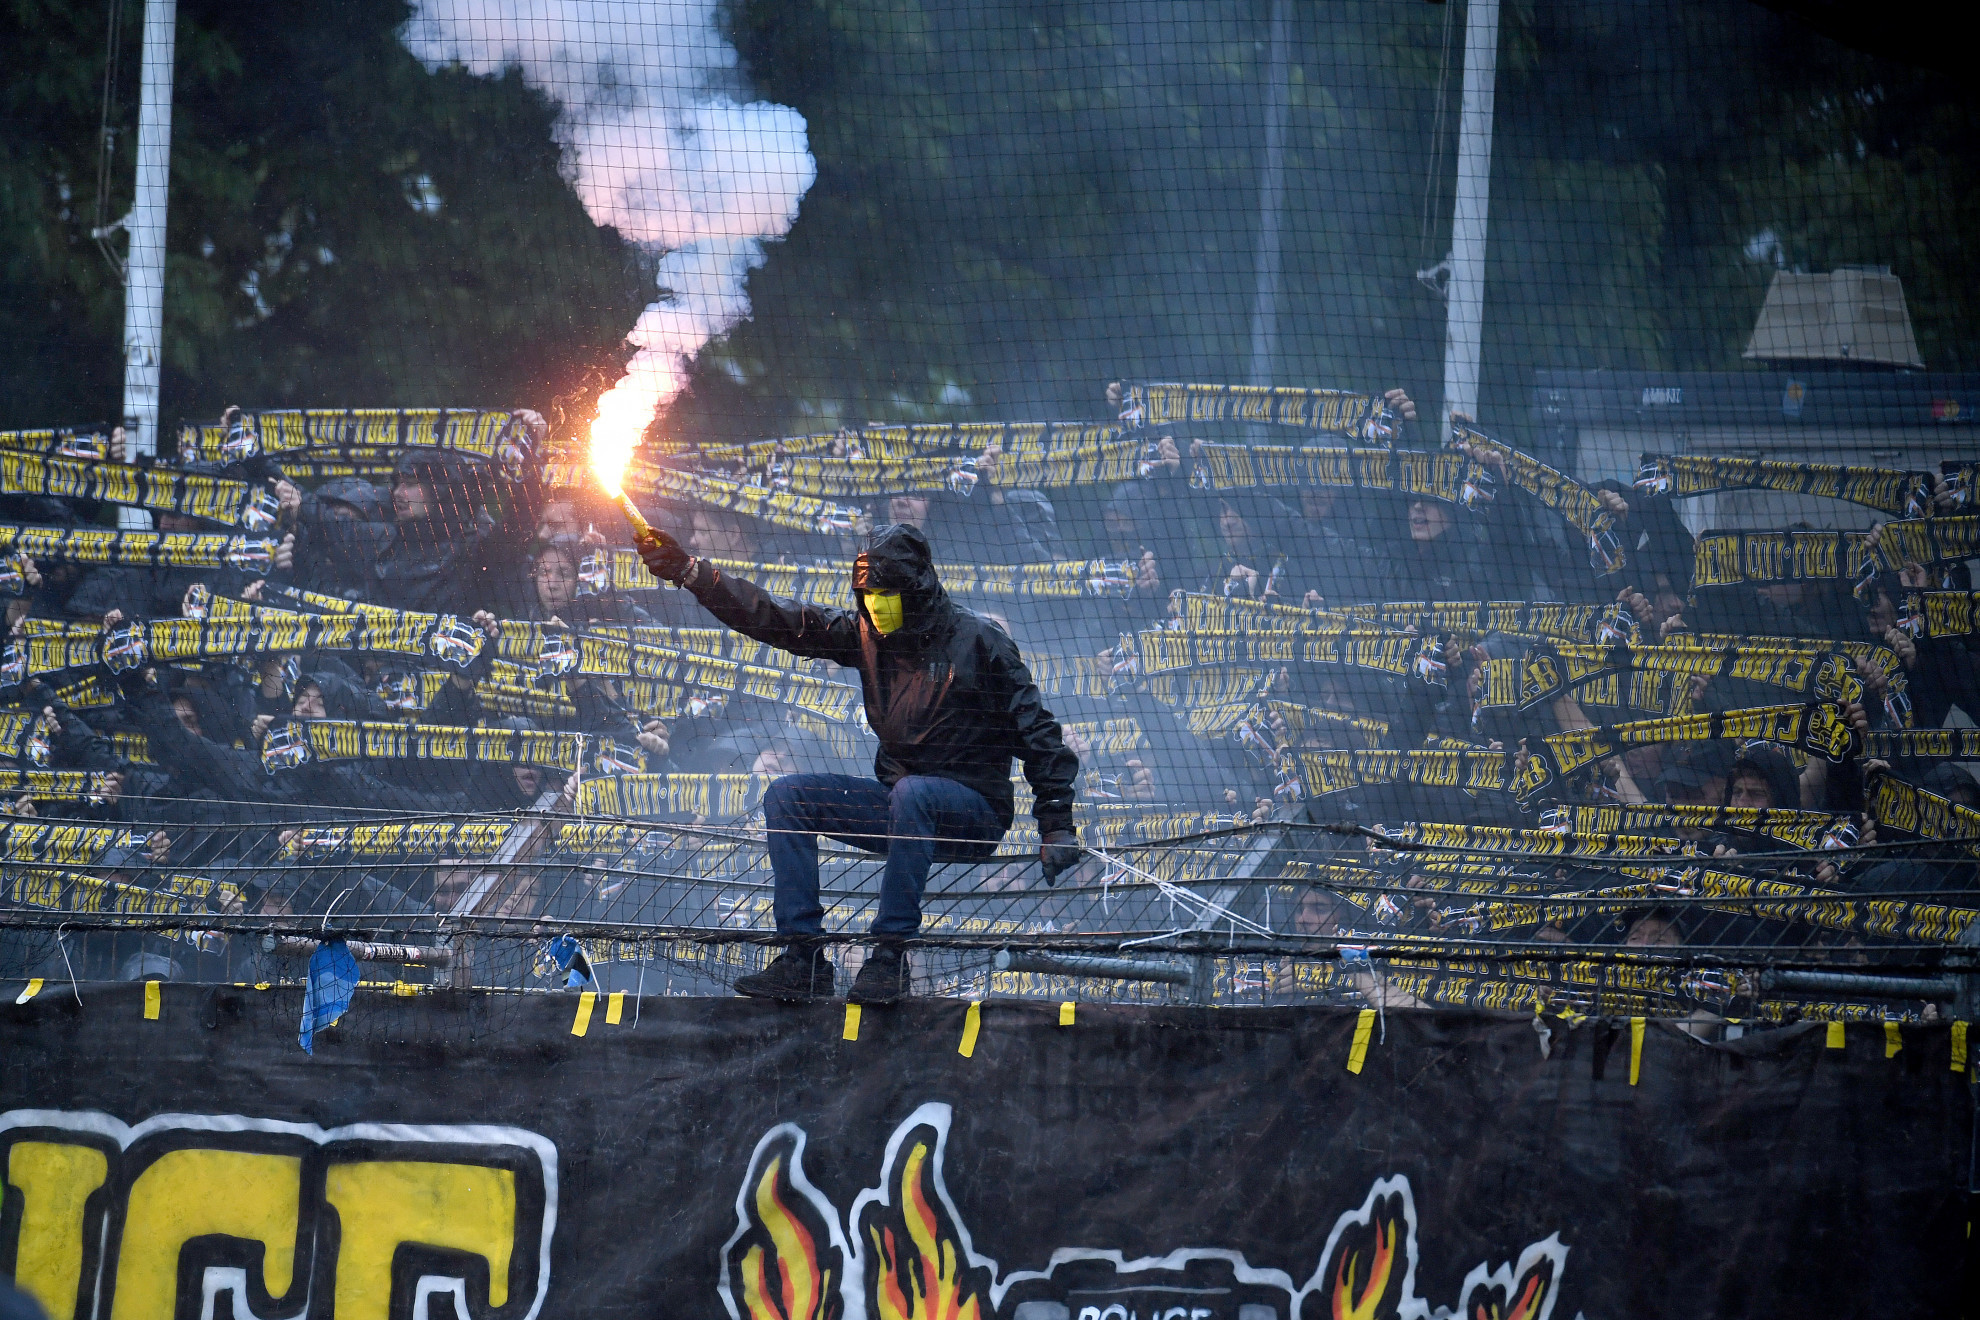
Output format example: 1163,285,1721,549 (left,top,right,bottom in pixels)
323,1161,516,1320
5,1141,109,1320
110,1149,302,1320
